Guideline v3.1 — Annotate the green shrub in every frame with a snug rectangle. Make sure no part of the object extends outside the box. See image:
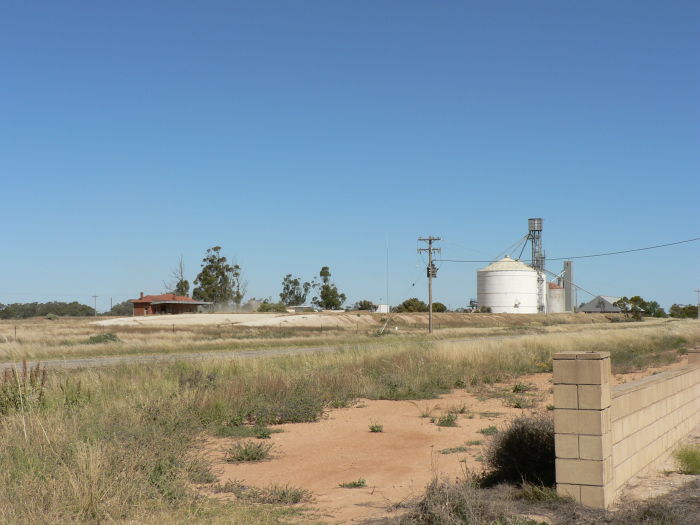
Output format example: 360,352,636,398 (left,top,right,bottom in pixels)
257,301,288,313
86,333,120,344
224,441,273,463
674,445,700,474
482,413,555,486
